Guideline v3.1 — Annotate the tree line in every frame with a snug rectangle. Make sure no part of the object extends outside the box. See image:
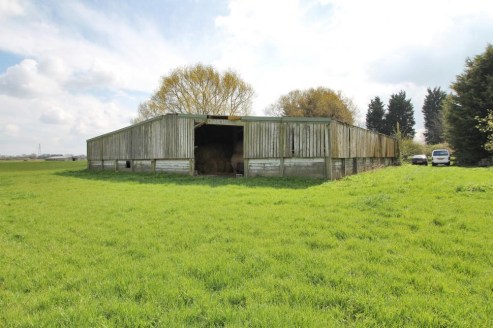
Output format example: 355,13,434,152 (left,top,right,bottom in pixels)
365,91,416,139
133,64,356,125
134,45,493,165
365,88,445,142
365,44,493,165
